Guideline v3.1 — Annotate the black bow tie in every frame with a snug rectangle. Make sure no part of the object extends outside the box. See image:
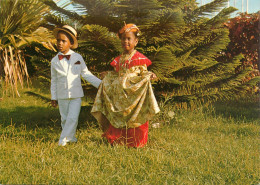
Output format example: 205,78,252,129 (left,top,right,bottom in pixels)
58,55,71,60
